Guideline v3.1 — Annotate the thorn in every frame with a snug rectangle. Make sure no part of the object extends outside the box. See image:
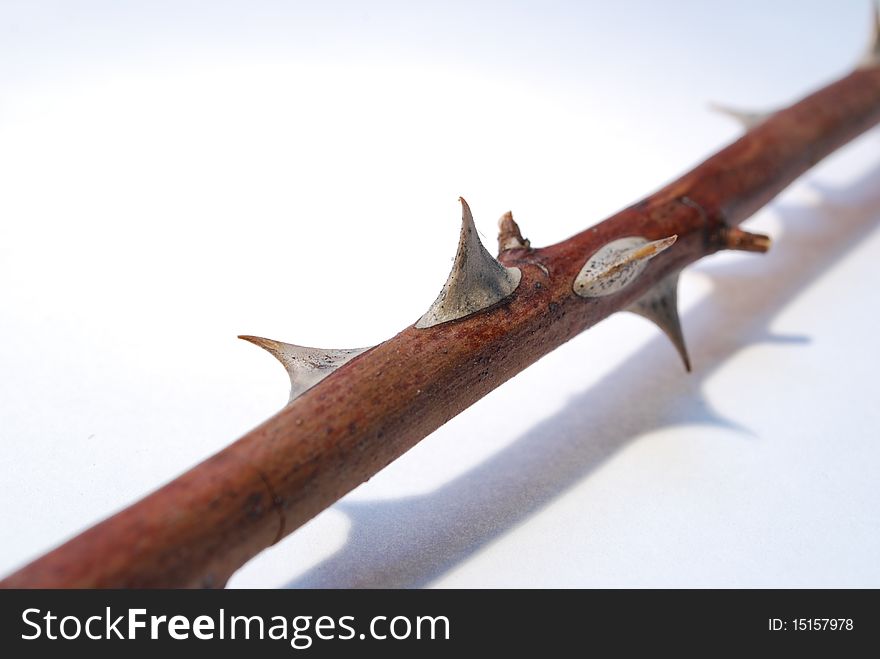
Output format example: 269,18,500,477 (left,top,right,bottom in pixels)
574,235,677,298
497,211,530,252
415,198,522,329
239,335,369,402
709,102,771,129
629,235,677,260
626,272,691,372
723,226,771,253
861,0,880,68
